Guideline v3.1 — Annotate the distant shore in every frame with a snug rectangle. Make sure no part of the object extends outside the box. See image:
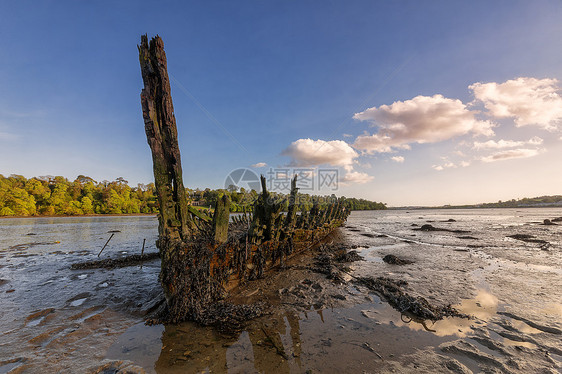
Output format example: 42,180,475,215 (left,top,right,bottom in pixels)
389,204,562,210
0,213,158,220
